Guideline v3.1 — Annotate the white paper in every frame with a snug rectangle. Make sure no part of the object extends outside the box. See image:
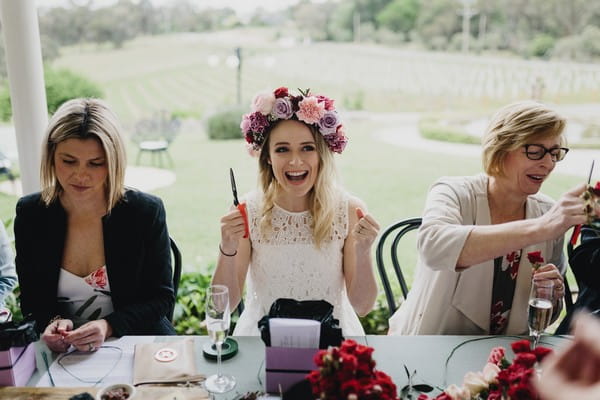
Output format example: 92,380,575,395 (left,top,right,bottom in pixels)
269,318,320,348
37,336,155,387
